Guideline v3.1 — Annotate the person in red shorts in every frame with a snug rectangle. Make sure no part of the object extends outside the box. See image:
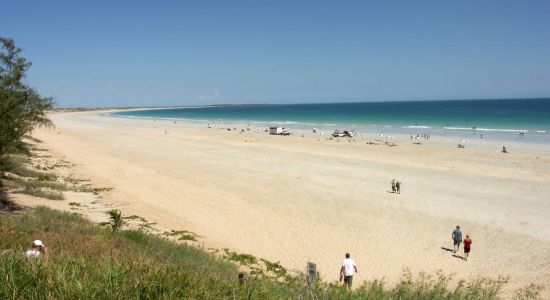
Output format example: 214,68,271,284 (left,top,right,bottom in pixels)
463,235,472,261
